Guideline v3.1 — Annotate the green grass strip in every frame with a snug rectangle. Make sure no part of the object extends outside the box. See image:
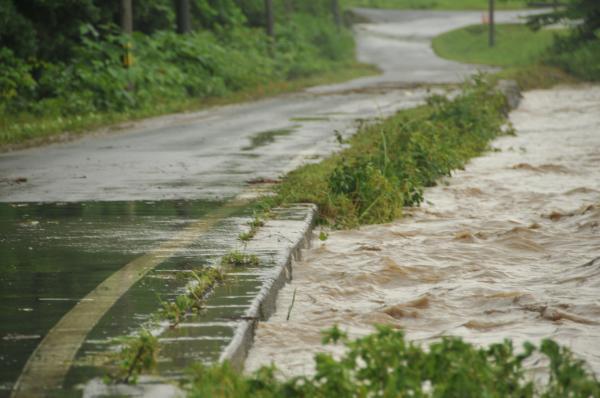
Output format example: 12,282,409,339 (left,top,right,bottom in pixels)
432,24,560,67
261,77,511,229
